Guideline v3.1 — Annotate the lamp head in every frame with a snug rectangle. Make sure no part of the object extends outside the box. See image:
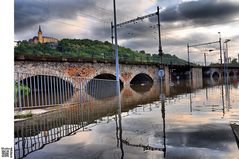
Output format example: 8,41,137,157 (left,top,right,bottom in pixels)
224,39,231,43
